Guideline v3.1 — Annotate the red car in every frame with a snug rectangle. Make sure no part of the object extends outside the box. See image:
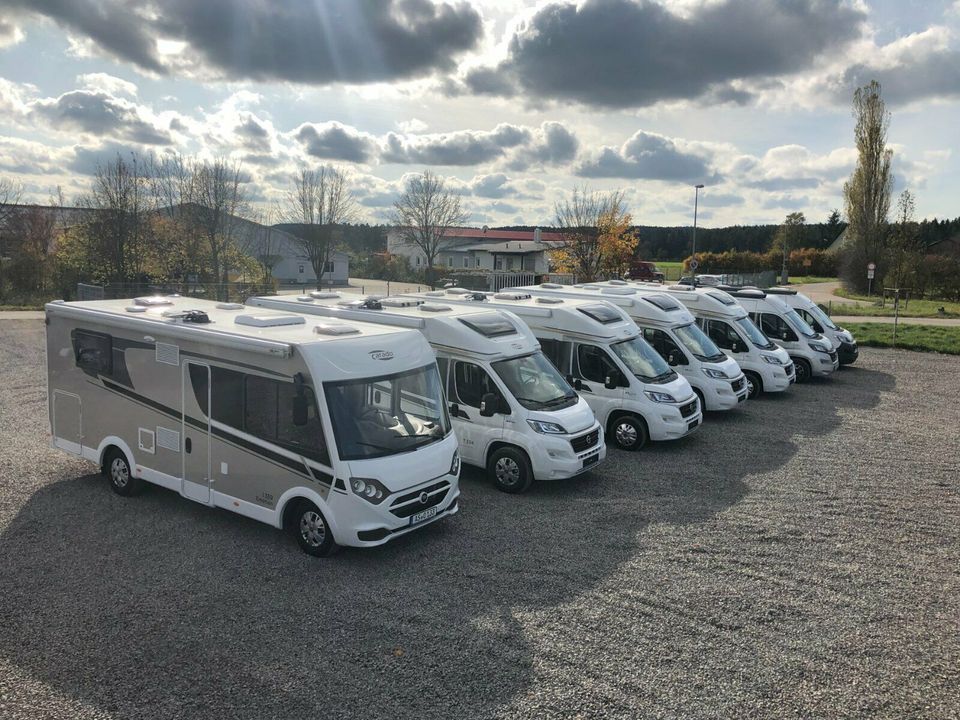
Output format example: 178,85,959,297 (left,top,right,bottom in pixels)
625,261,665,282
